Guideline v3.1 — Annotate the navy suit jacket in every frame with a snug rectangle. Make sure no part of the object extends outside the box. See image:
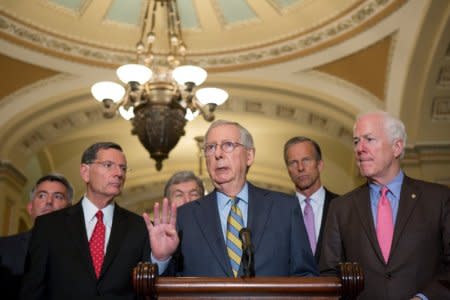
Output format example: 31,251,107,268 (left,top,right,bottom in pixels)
169,182,318,277
0,231,31,299
320,176,450,300
19,202,150,300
